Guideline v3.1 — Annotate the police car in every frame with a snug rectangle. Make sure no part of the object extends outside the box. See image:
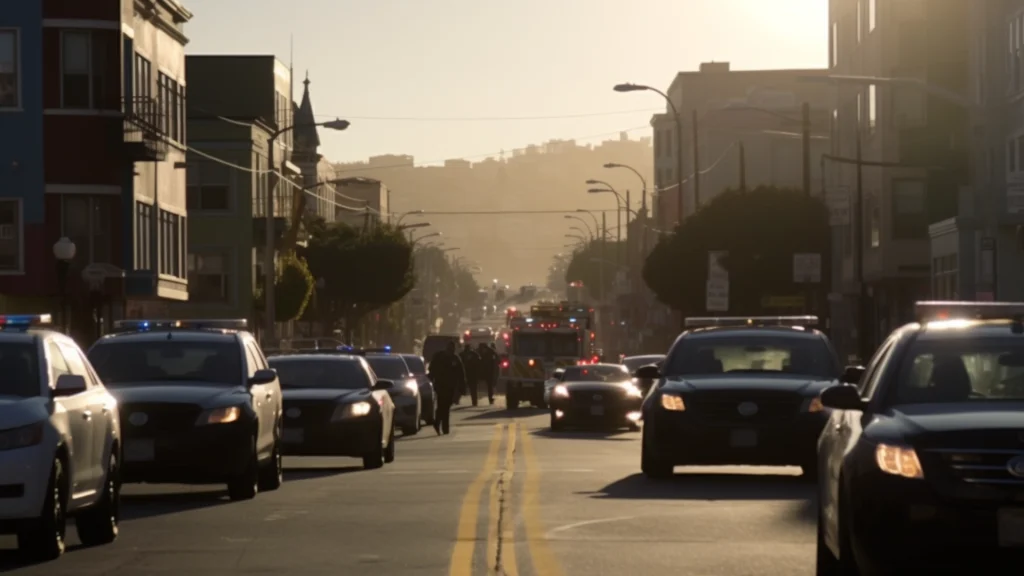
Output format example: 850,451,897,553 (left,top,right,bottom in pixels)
86,319,283,501
816,302,1024,574
0,314,121,560
637,316,841,479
